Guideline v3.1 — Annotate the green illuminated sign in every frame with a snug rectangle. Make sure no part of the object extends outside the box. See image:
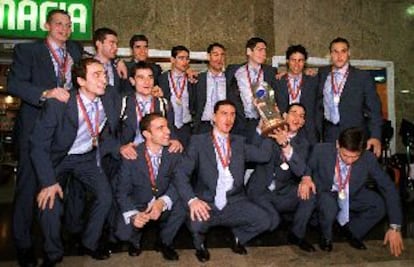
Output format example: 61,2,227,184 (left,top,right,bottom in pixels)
0,0,93,40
